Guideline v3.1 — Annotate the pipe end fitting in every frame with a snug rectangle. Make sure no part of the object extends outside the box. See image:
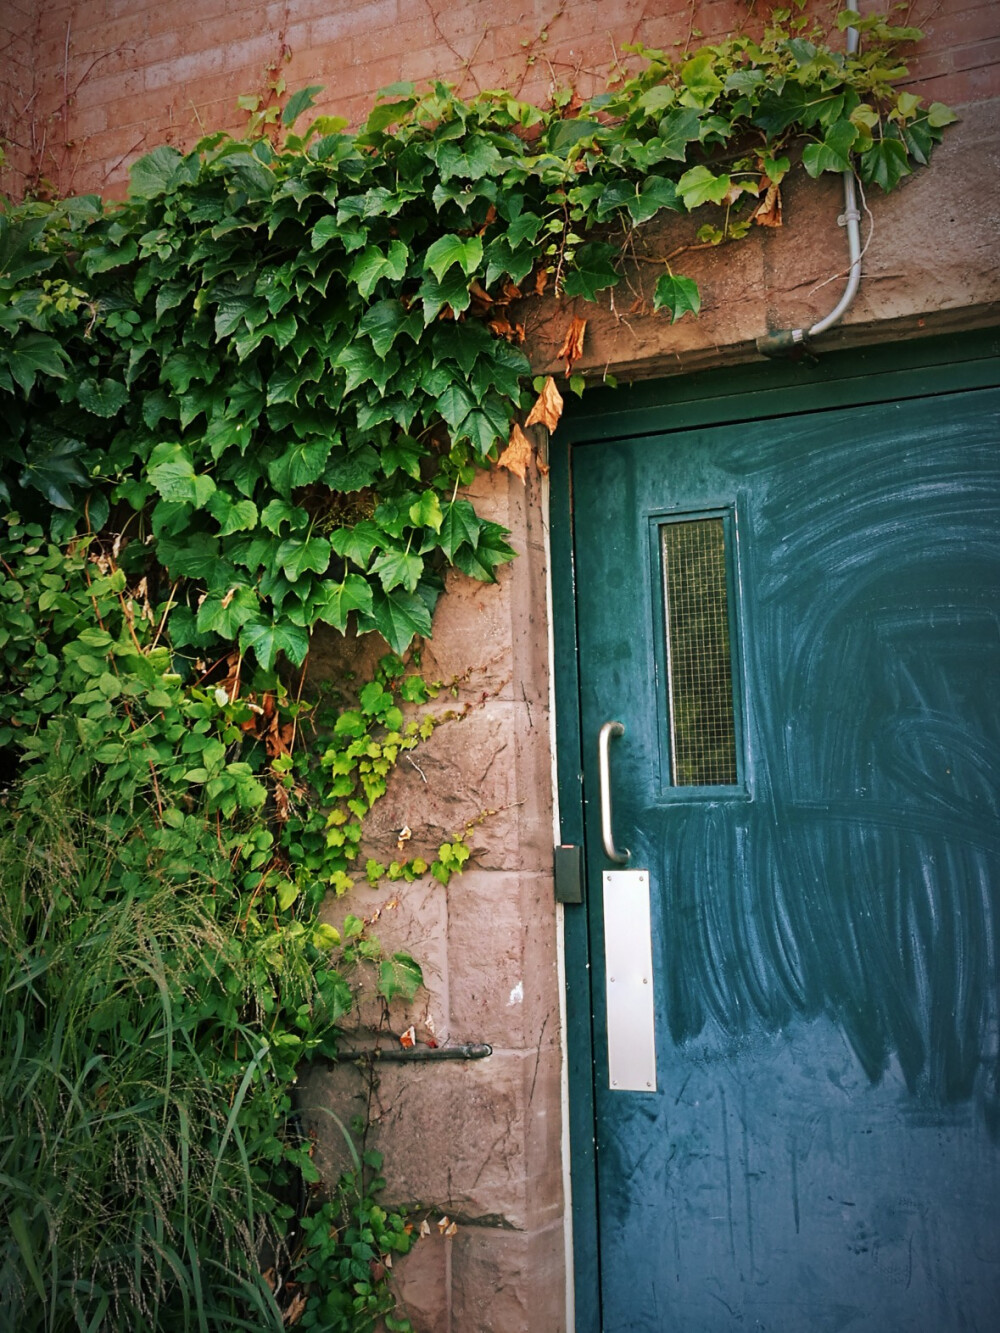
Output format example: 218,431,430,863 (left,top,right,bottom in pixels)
756,328,811,359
